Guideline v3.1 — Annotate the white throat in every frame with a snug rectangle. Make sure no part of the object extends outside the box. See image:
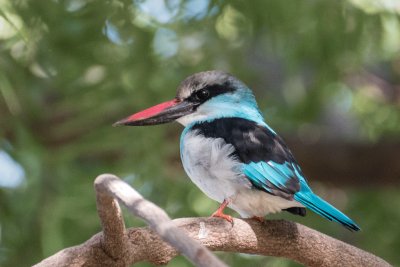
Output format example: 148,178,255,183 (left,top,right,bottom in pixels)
176,102,265,127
